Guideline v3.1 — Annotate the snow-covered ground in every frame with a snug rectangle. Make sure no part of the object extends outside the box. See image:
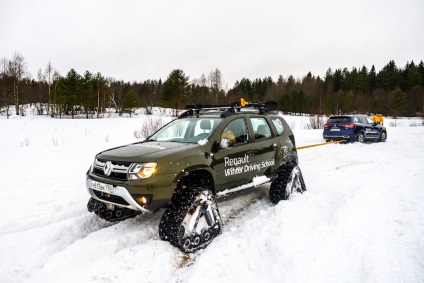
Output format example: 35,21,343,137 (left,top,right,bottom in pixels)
0,114,423,283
